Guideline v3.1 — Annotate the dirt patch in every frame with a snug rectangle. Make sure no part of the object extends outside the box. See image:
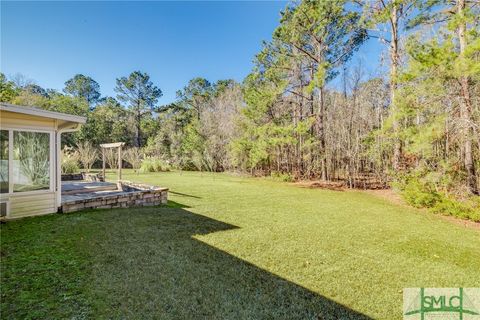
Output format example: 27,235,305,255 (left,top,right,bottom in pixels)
294,176,388,191
294,180,345,191
436,215,480,230
363,189,406,206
